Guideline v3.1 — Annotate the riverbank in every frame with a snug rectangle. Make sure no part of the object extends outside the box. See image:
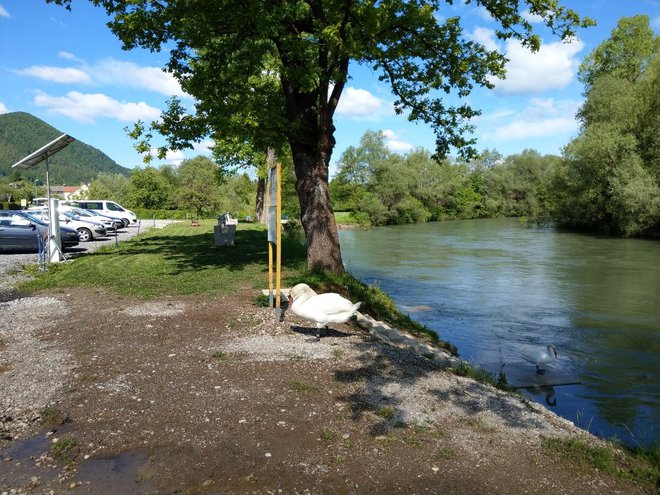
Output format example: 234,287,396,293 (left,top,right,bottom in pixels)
1,221,656,494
